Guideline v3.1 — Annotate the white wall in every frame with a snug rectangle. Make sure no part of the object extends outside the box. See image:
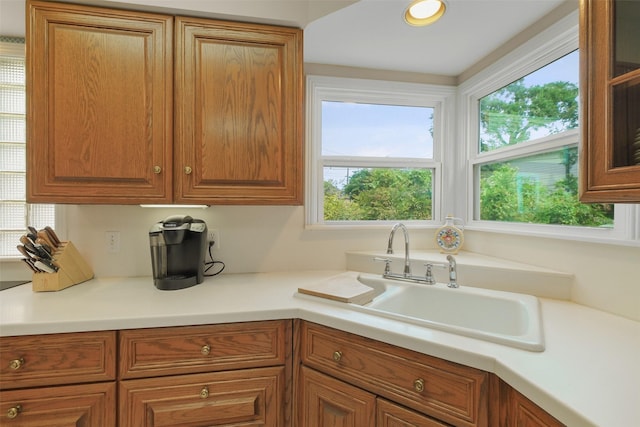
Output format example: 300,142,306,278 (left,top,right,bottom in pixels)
23,205,640,322
62,205,435,277
464,230,640,322
3,204,639,321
